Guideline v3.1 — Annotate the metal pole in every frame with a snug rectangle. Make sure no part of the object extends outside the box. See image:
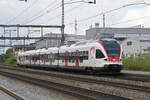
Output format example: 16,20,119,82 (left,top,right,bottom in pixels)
3,27,5,53
24,36,25,51
75,18,77,39
61,0,65,45
103,14,105,28
9,30,12,46
17,26,19,37
41,27,43,40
